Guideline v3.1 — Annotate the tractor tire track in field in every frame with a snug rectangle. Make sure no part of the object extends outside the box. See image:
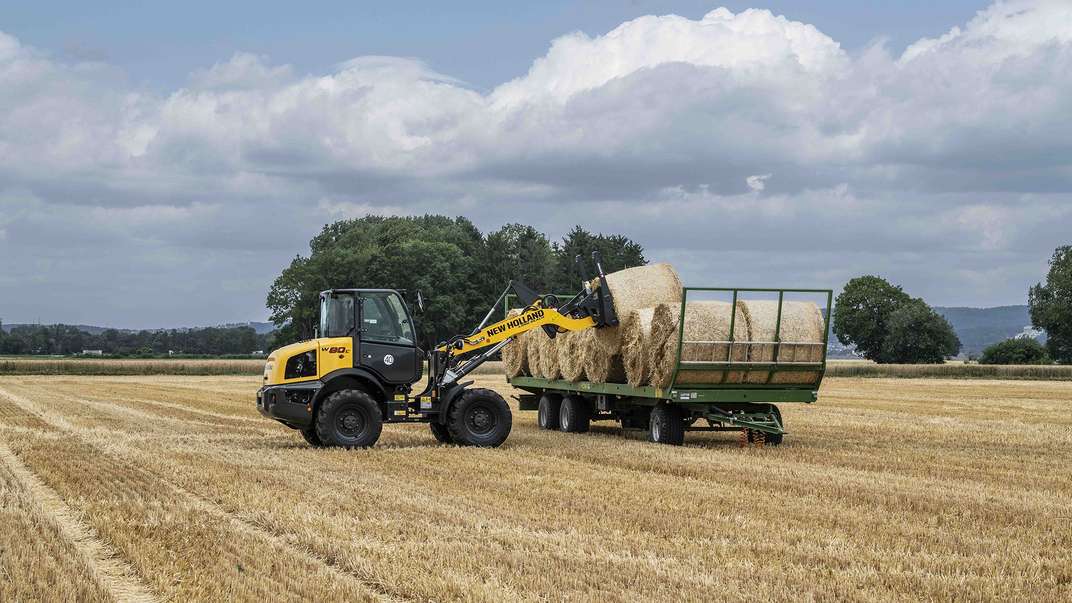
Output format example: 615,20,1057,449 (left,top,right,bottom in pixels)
0,385,410,603
0,421,159,602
